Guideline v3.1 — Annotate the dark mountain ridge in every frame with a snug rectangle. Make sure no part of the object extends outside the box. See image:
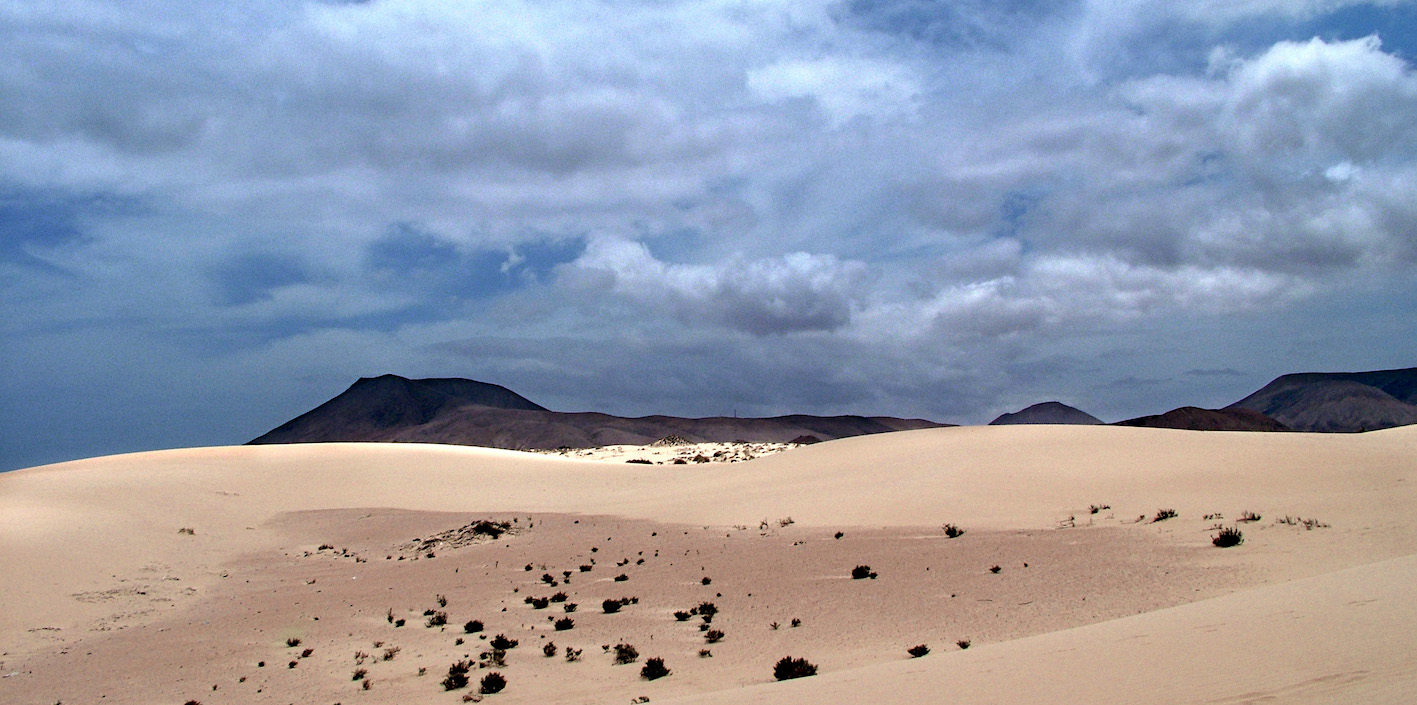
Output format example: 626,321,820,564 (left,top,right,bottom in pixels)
989,401,1103,426
250,374,945,448
1227,367,1417,433
1113,406,1290,432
